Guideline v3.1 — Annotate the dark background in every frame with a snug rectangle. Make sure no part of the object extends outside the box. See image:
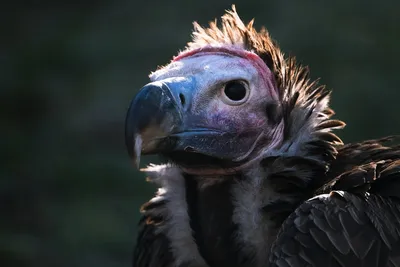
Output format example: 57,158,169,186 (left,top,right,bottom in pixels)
2,1,400,266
